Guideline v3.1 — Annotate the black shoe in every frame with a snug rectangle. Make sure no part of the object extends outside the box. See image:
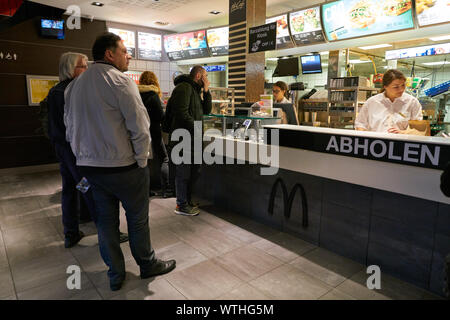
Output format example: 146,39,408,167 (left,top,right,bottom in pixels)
64,231,85,248
119,232,129,243
110,279,124,291
140,259,176,279
149,191,157,197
